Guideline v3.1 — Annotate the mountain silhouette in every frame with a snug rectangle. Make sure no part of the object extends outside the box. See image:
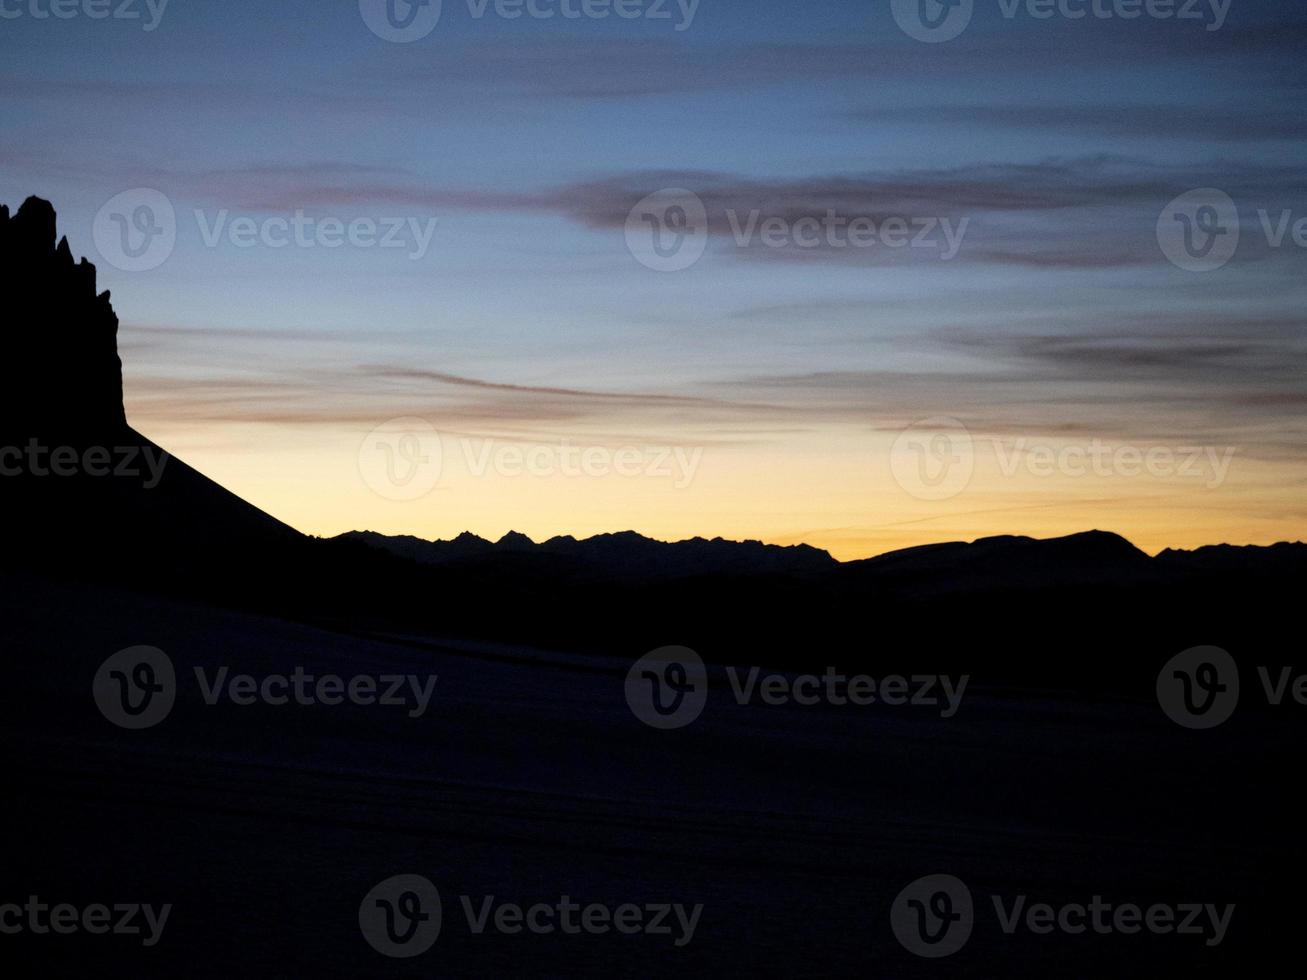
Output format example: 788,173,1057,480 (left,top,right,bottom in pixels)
1,197,299,578
2,196,1303,662
339,528,839,581
341,525,1305,591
